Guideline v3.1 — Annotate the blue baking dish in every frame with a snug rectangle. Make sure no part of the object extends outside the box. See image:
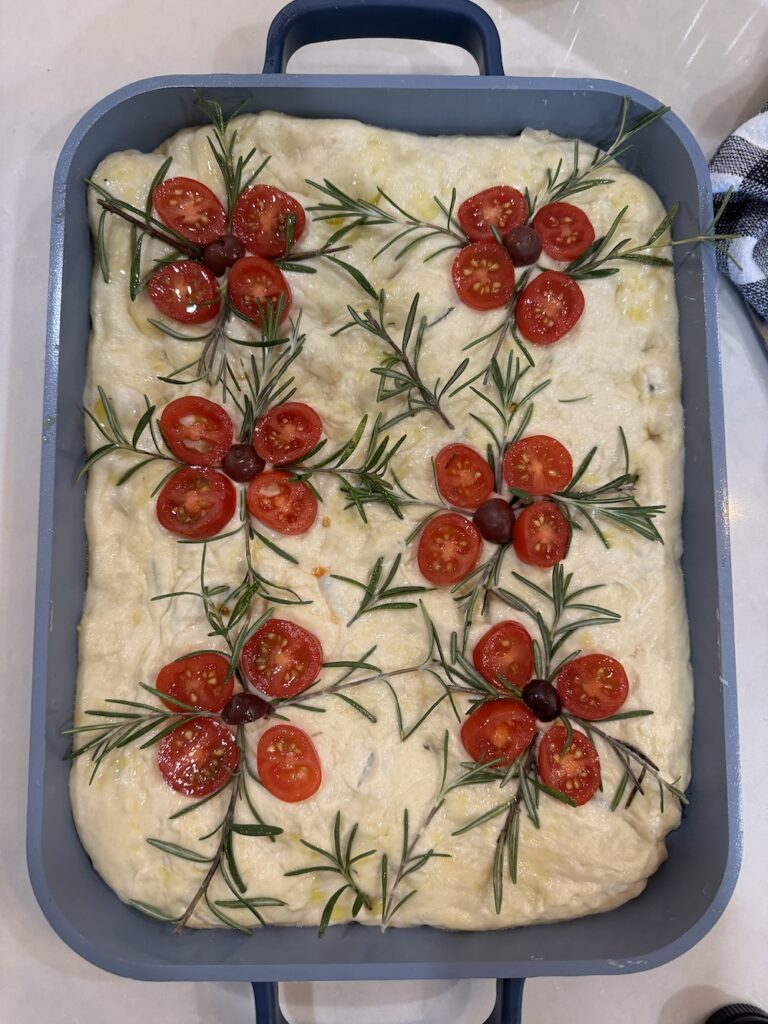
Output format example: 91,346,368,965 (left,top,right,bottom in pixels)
28,0,741,986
